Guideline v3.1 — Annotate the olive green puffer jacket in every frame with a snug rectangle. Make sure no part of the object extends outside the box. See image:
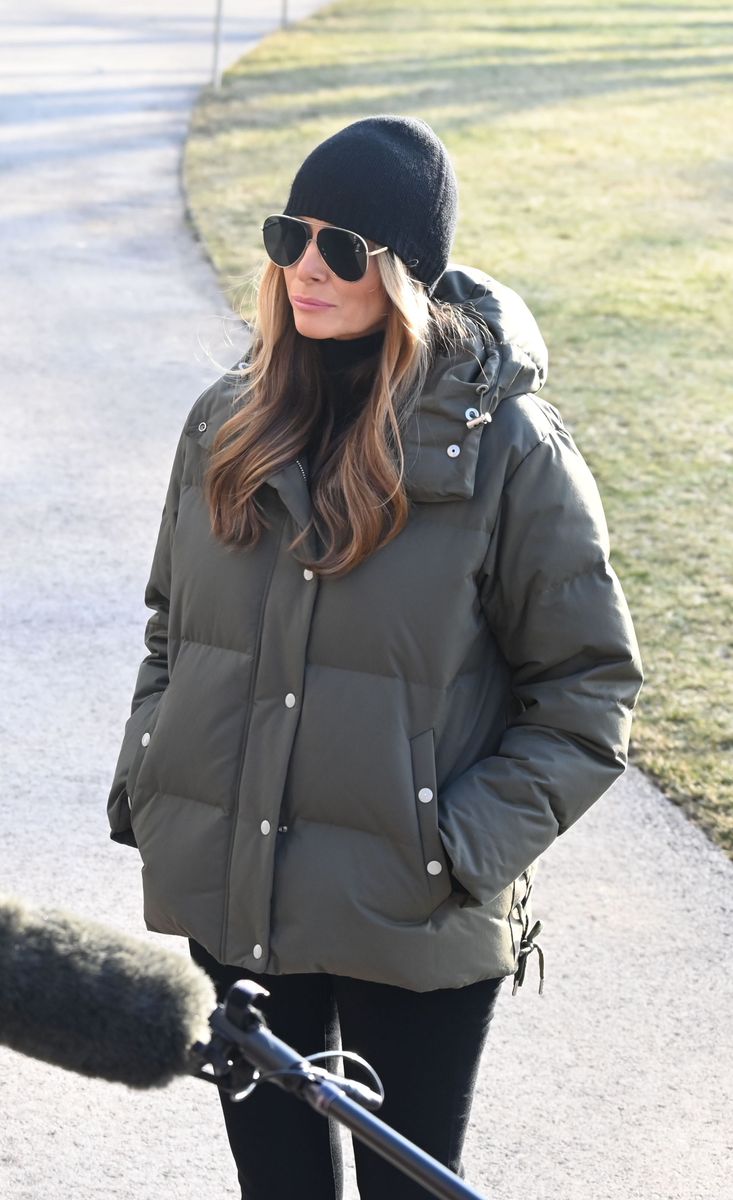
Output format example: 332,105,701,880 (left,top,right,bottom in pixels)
108,265,643,992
